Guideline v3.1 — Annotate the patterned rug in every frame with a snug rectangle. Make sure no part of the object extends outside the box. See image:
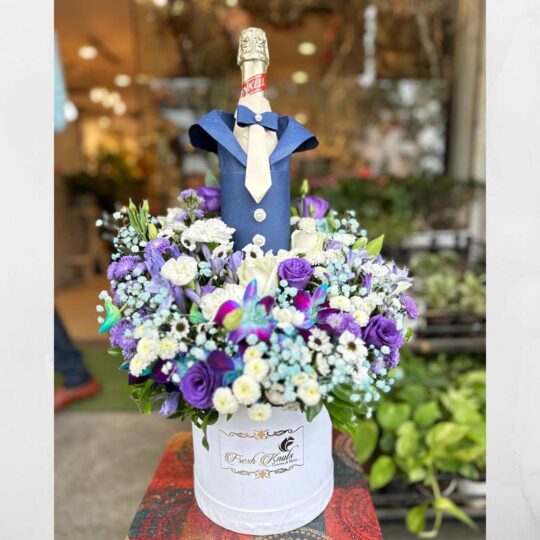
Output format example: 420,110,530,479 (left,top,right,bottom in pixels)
127,431,382,540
